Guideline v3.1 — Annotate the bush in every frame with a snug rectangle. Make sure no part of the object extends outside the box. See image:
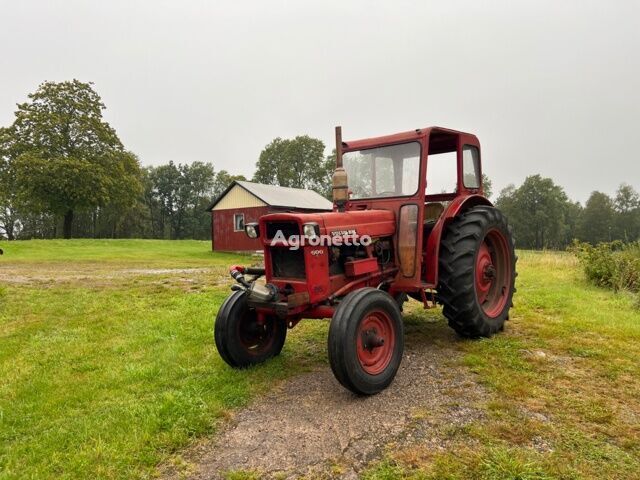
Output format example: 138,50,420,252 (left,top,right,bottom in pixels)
570,240,640,293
